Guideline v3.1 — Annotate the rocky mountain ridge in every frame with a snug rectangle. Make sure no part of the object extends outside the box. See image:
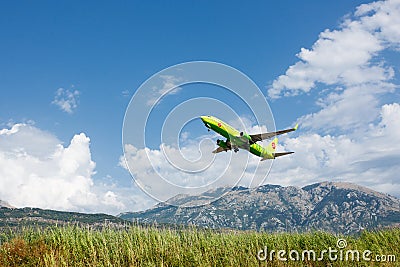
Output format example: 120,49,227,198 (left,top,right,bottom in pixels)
119,181,400,234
